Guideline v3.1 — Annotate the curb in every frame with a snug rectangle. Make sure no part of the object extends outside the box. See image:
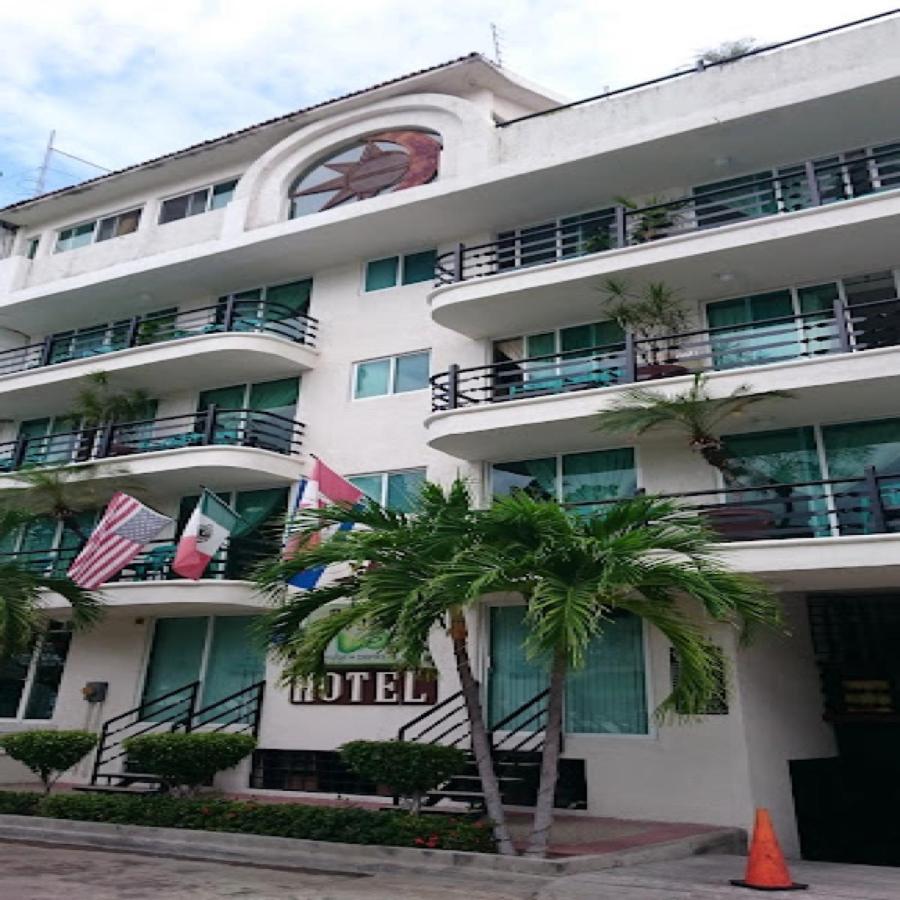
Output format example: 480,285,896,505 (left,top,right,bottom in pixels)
0,815,745,877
